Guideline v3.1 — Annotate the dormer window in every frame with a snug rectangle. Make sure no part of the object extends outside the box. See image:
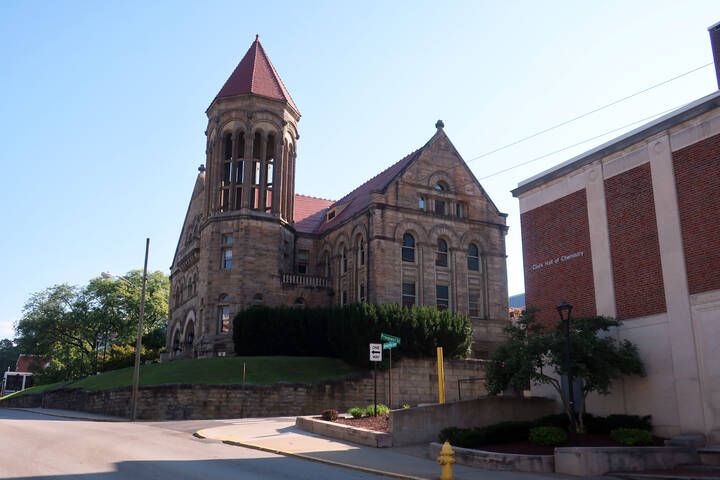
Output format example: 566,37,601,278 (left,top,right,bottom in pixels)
327,209,336,221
